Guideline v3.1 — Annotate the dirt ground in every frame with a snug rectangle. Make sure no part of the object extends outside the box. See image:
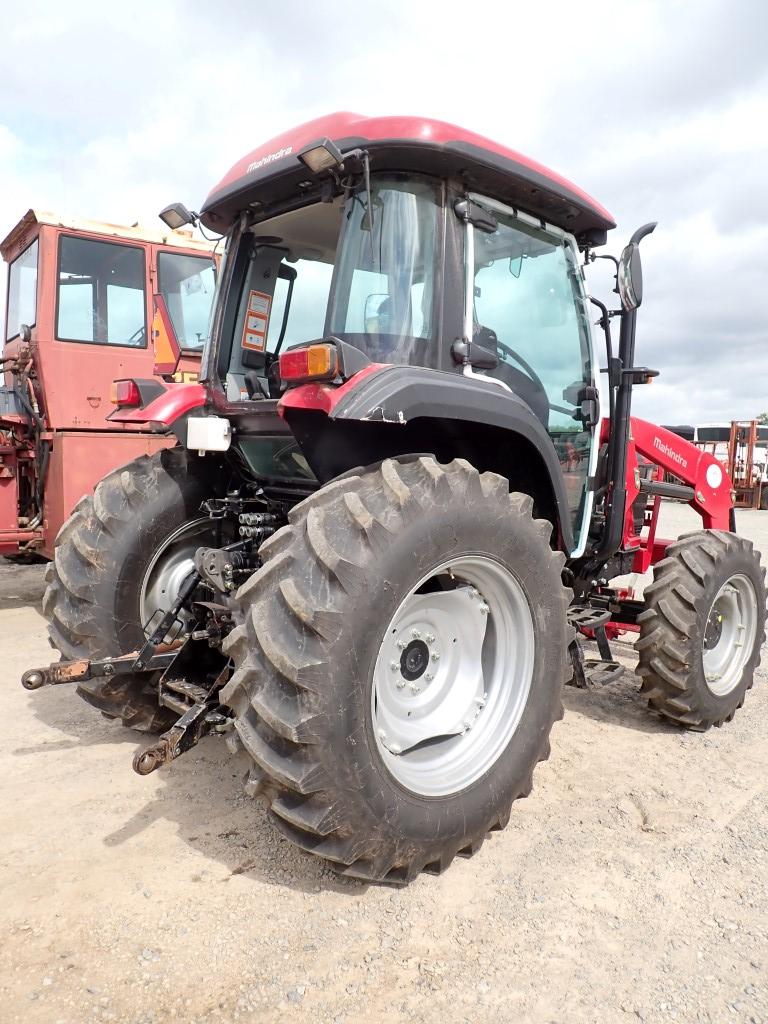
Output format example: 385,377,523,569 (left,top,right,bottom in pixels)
1,502,767,1024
